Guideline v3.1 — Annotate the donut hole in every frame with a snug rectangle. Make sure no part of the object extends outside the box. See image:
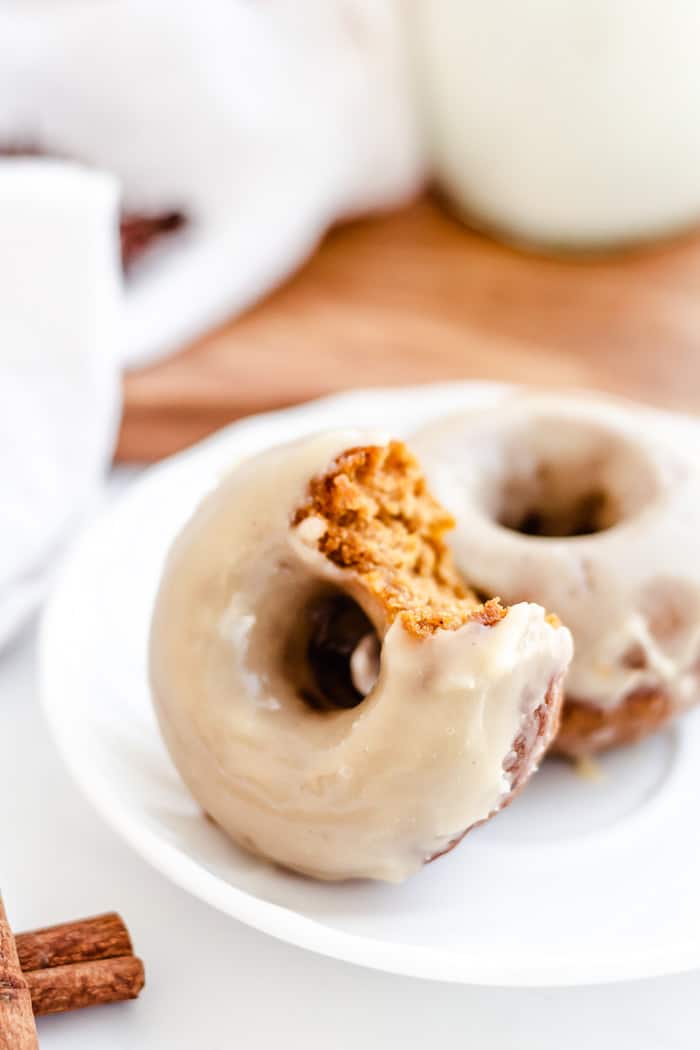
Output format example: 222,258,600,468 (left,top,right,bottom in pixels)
486,417,658,539
286,590,380,712
499,474,617,537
